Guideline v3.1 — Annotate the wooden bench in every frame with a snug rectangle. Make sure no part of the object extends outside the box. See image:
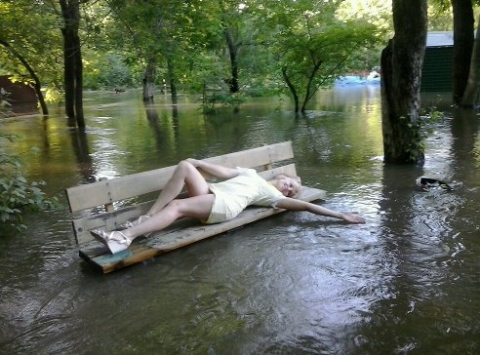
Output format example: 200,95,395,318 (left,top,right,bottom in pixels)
66,141,326,273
